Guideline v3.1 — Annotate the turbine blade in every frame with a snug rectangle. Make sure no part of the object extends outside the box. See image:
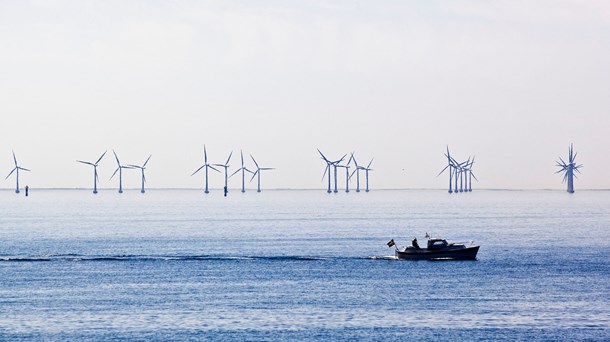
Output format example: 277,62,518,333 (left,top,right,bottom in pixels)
367,158,374,168
209,165,221,173
142,154,152,167
322,166,328,181
471,172,479,182
225,151,233,165
77,160,95,166
240,150,244,167
250,154,259,168
95,151,107,164
191,165,205,176
18,167,31,172
437,165,449,177
317,149,329,162
261,168,274,170
5,167,16,180
110,167,120,180
204,145,208,163
113,150,120,165
229,168,241,178
250,170,259,183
